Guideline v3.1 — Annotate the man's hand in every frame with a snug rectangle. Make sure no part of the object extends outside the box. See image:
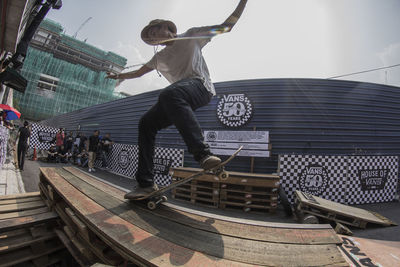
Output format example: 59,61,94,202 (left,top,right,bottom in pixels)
106,72,122,80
